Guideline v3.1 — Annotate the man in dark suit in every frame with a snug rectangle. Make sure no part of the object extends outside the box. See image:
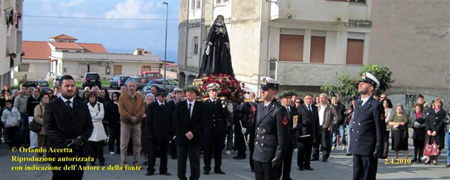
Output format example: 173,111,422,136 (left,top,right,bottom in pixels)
174,86,204,180
168,87,184,159
202,83,228,175
234,98,250,160
44,75,94,180
350,72,385,180
253,77,289,180
279,91,299,180
297,94,318,171
145,89,173,176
